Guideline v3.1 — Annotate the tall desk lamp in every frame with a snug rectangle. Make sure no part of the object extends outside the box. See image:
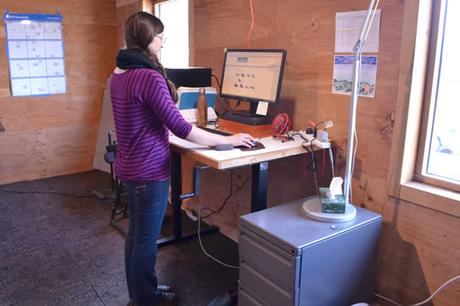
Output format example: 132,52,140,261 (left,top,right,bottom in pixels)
303,0,381,222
